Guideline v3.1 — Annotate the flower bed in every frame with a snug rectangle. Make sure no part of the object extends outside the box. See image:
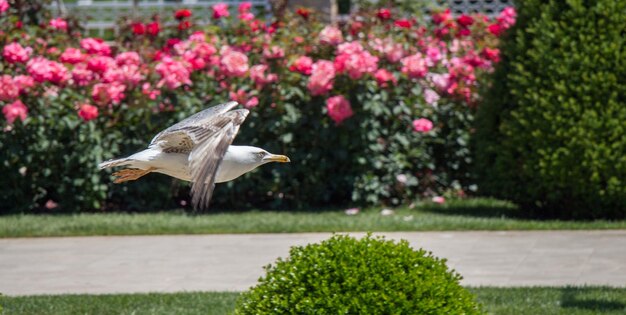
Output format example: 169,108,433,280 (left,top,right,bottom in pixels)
0,1,515,212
